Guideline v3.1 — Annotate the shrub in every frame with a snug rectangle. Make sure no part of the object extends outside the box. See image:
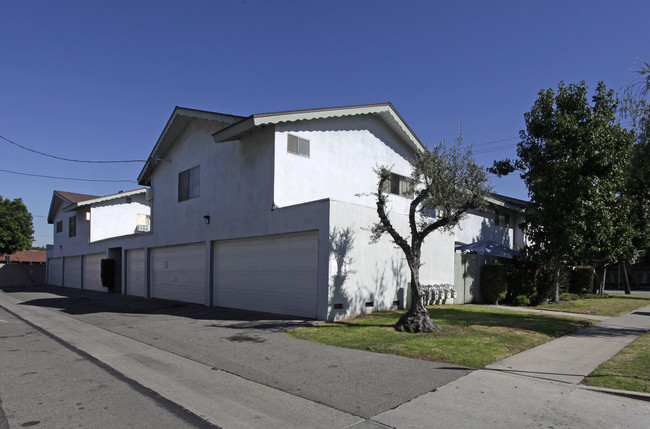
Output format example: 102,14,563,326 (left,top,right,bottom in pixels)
505,257,537,303
513,294,531,306
569,267,595,294
481,264,508,304
530,265,555,306
559,292,579,301
101,258,116,290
